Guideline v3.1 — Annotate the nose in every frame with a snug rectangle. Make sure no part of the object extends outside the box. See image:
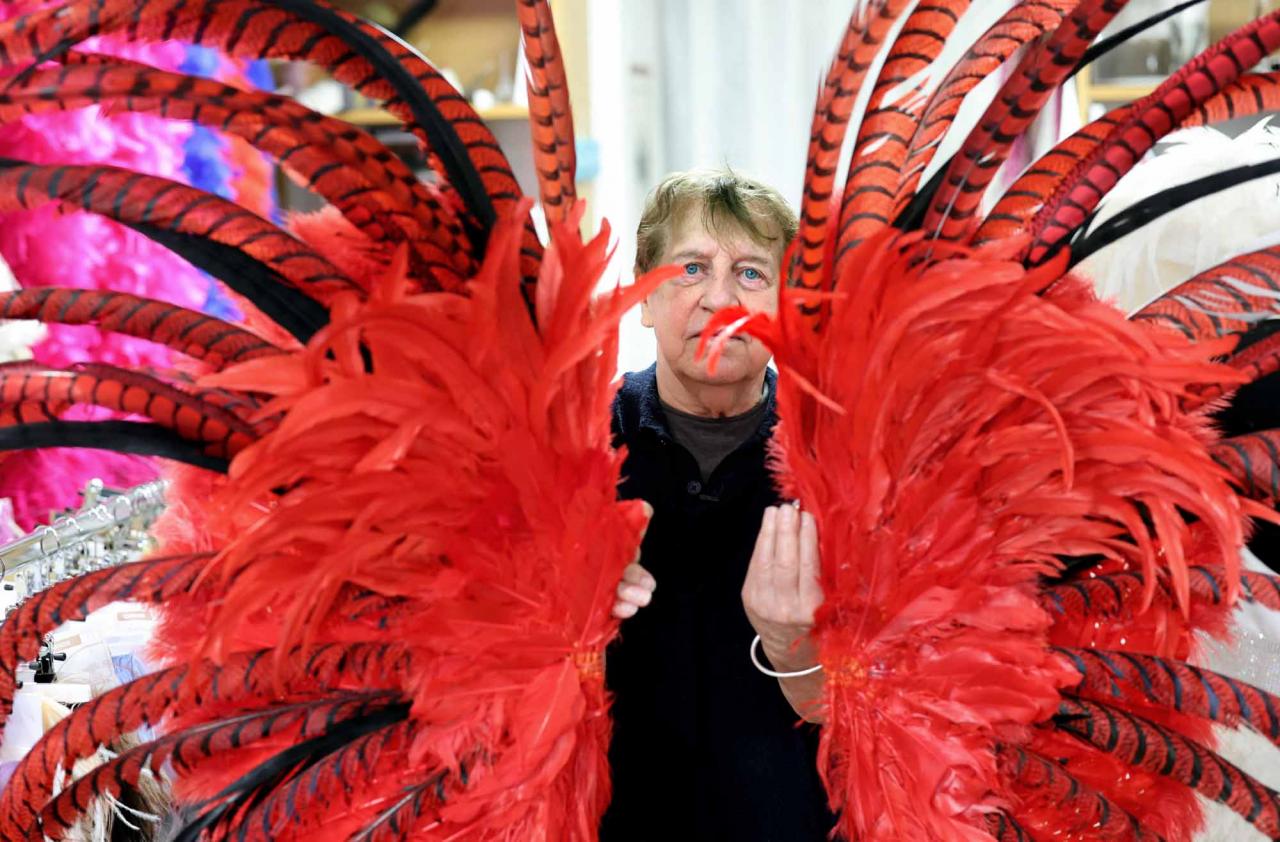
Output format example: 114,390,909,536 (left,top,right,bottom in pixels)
700,265,738,312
